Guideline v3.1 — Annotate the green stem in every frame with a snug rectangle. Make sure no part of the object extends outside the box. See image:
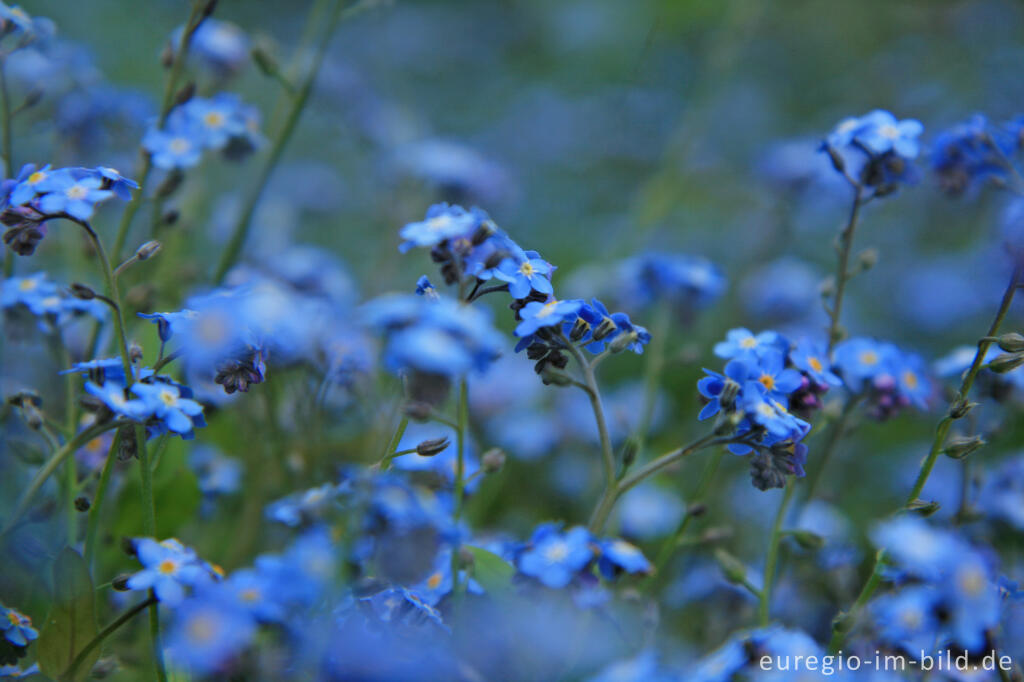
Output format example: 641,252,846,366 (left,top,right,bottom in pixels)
0,421,122,537
827,550,885,654
213,0,350,284
826,185,864,356
759,480,795,625
62,596,157,681
589,432,725,533
828,265,1020,653
379,415,409,472
0,61,13,179
84,429,121,569
646,446,726,591
450,379,468,600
